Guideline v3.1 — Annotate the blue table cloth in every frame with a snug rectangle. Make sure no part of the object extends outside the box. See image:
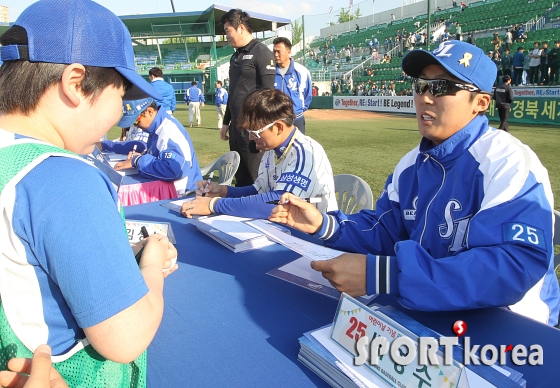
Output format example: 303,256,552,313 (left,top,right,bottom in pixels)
125,200,560,387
